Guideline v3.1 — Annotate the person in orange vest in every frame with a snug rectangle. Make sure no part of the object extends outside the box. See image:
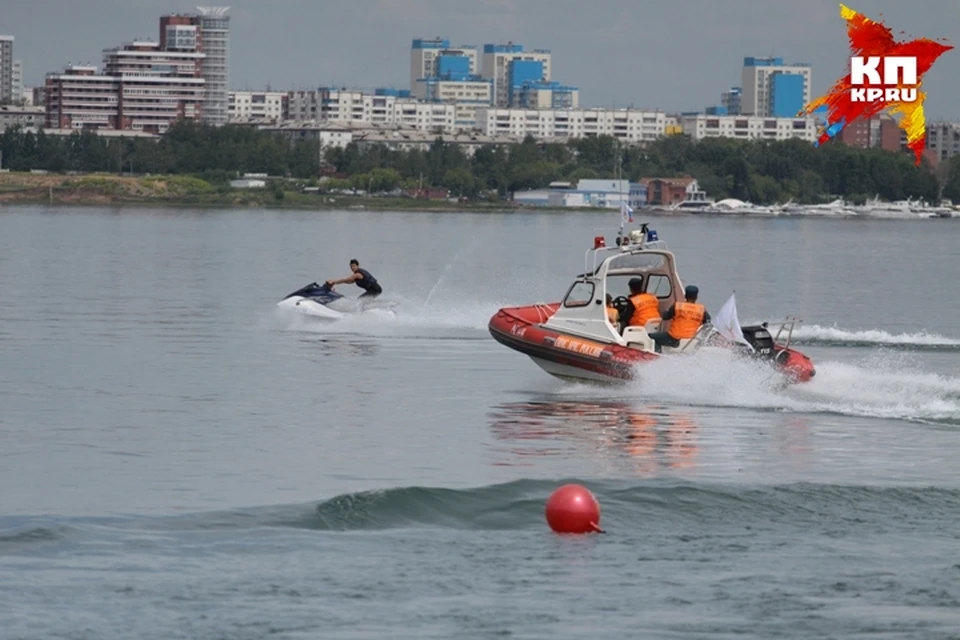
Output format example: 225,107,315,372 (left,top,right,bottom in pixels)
621,278,661,330
649,285,711,353
605,294,619,325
